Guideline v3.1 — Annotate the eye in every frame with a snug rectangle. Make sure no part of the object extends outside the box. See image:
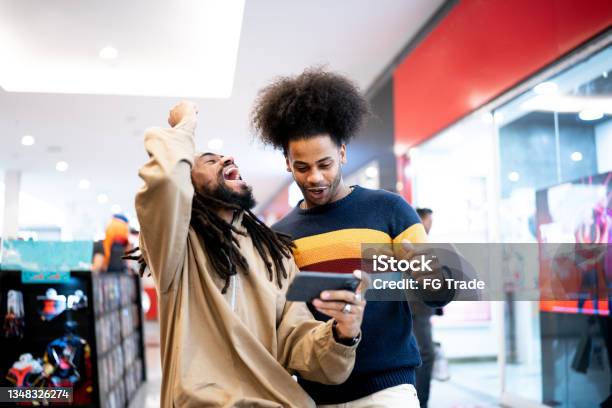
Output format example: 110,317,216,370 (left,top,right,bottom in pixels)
319,162,332,169
205,159,216,165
